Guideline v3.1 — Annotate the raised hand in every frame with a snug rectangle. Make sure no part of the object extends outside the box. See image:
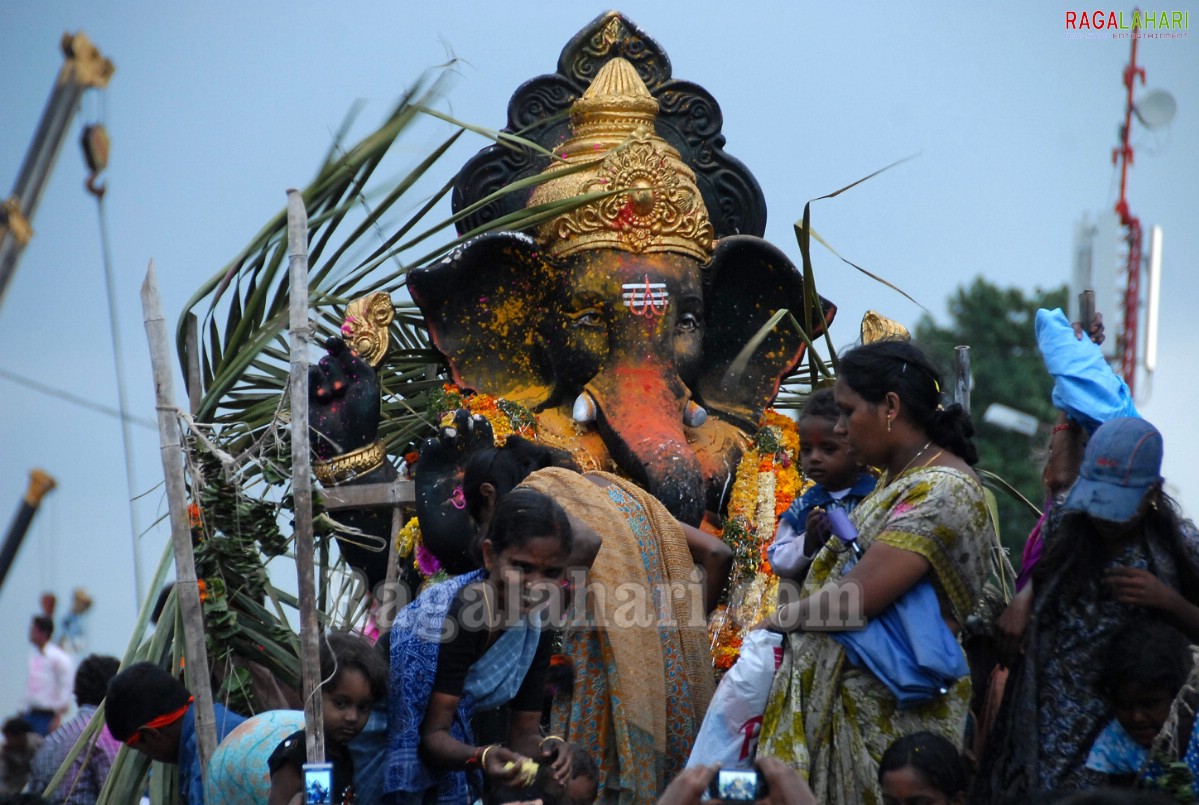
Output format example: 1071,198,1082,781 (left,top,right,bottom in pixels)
308,337,382,460
414,409,496,574
307,337,395,588
1071,311,1106,346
